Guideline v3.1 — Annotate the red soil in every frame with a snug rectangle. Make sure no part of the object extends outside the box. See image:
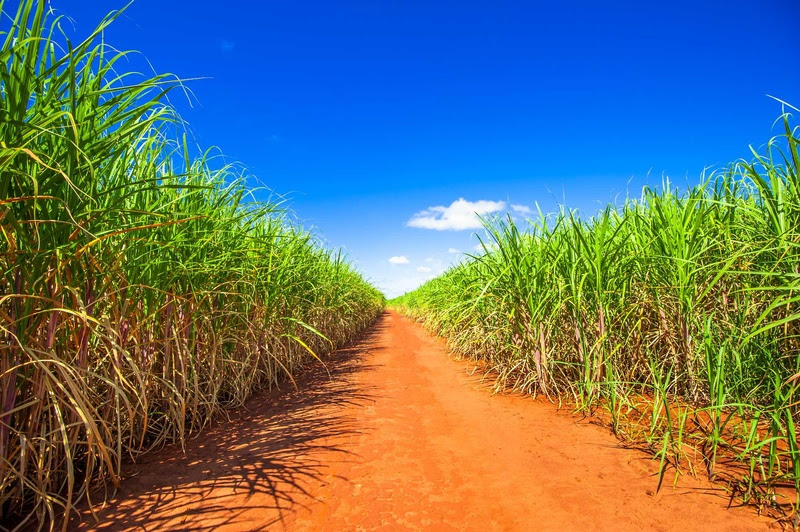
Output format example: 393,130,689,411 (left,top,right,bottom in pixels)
75,311,769,530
